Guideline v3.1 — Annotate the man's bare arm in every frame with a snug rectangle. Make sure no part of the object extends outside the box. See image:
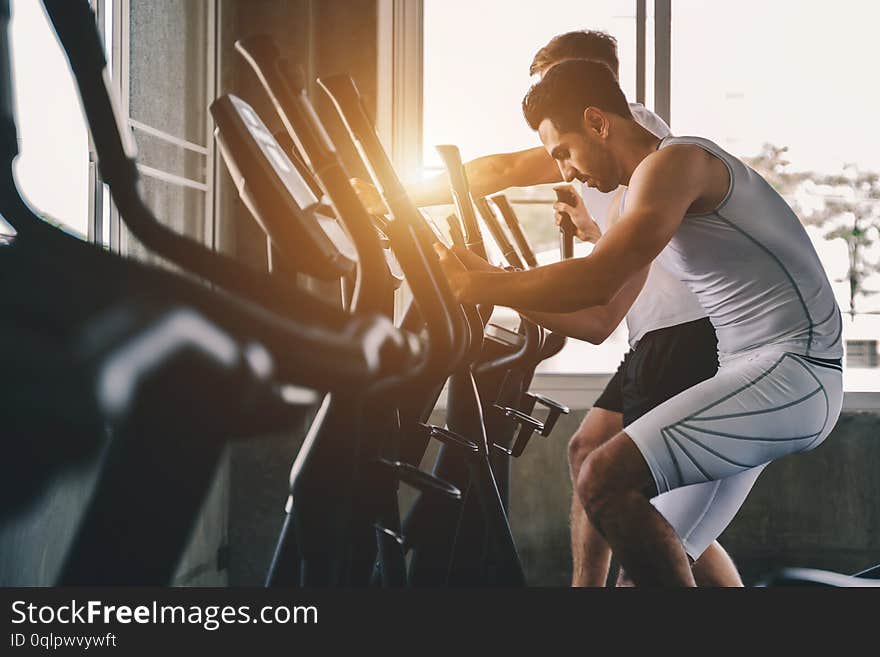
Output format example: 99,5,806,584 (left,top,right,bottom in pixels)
450,236,647,344
518,188,645,343
520,266,647,343
353,146,561,213
437,146,713,312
